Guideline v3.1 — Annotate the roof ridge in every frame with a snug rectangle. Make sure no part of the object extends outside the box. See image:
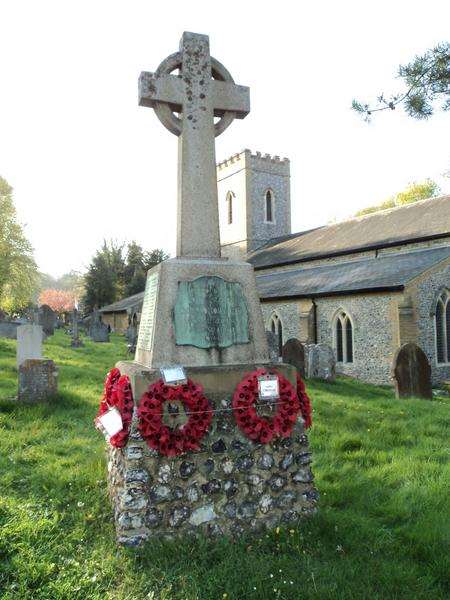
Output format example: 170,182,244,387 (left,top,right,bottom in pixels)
344,193,450,224
256,245,450,278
